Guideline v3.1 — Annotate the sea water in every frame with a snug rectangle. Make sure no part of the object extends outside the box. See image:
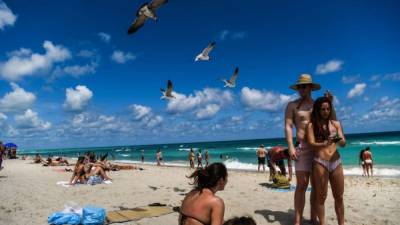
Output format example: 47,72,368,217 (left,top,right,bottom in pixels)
19,131,400,177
